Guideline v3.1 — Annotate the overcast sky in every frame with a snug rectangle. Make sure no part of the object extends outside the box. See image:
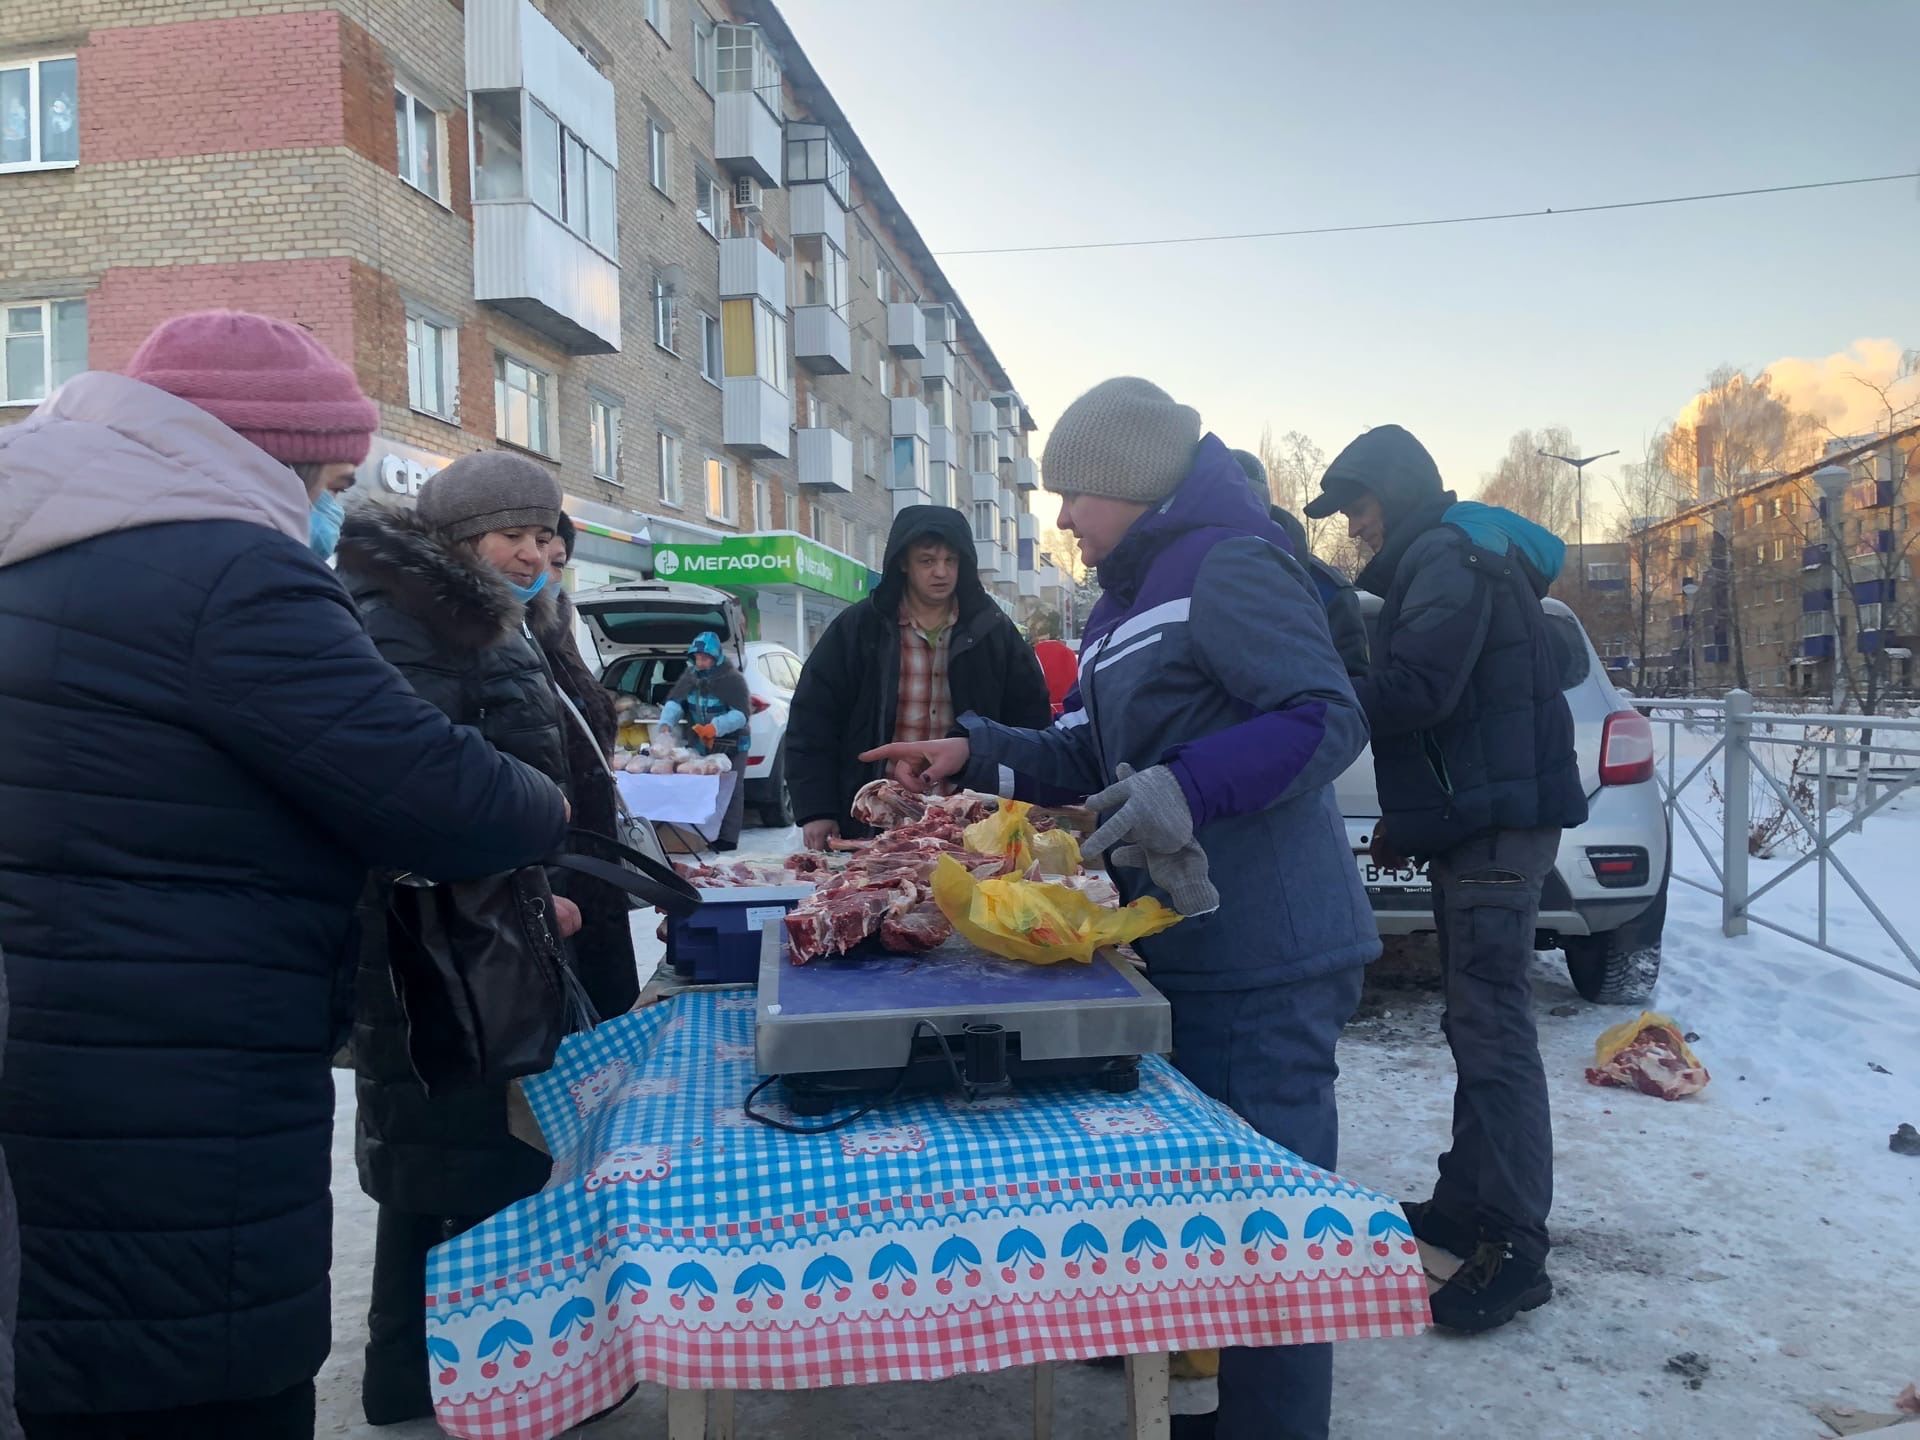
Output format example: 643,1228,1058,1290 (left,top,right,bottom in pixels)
779,0,1920,524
